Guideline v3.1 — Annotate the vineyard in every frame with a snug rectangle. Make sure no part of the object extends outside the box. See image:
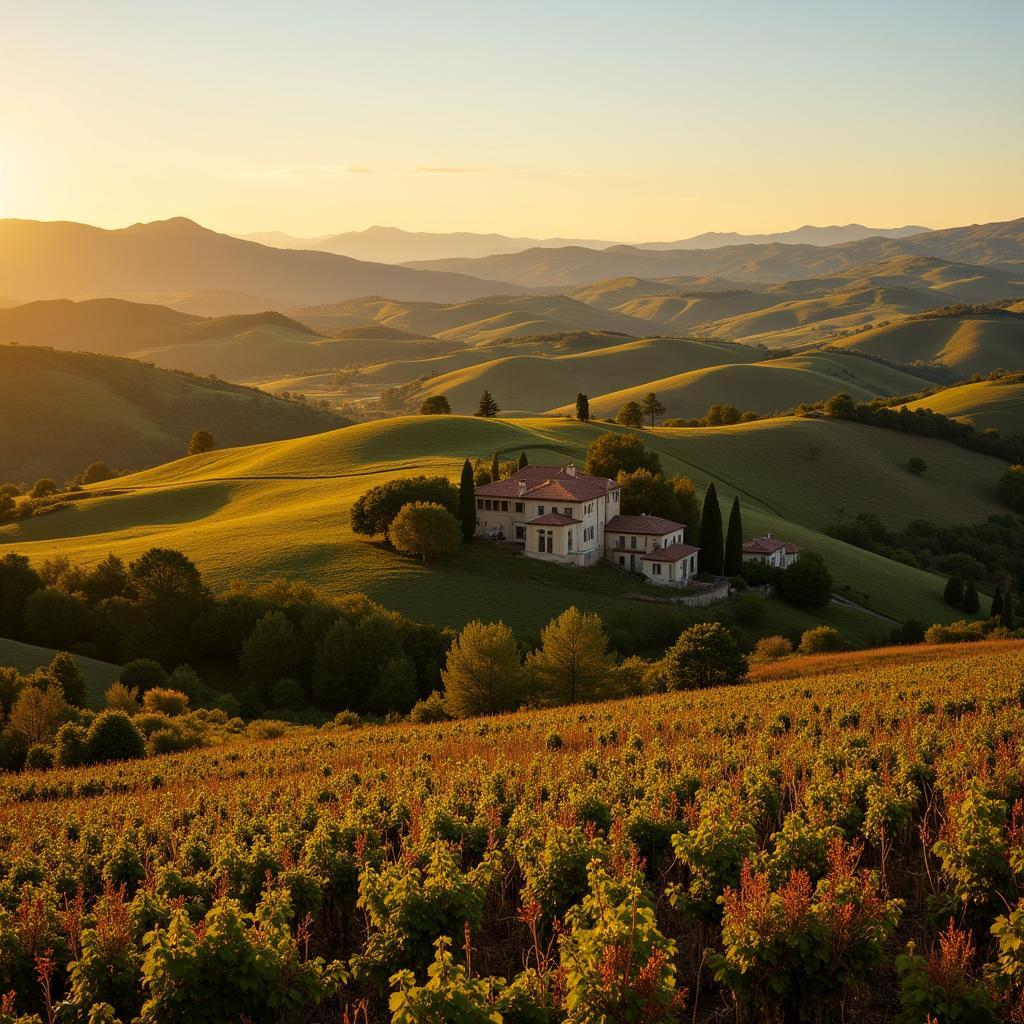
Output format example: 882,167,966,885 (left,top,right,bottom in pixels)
1,639,1024,1022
